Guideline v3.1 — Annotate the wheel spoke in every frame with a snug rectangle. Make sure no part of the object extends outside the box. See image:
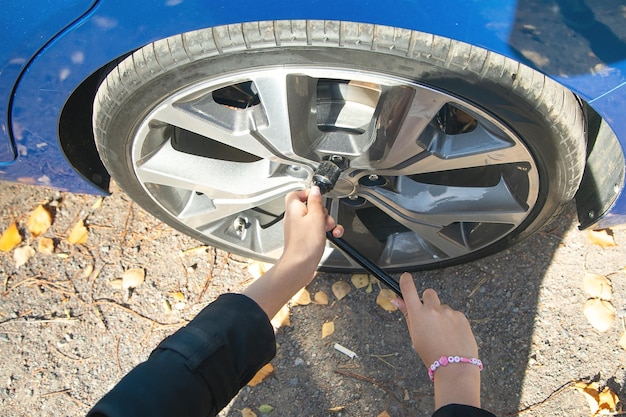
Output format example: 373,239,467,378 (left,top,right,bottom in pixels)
247,70,319,163
377,123,531,177
359,175,529,257
352,86,448,170
135,140,301,227
149,96,279,161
